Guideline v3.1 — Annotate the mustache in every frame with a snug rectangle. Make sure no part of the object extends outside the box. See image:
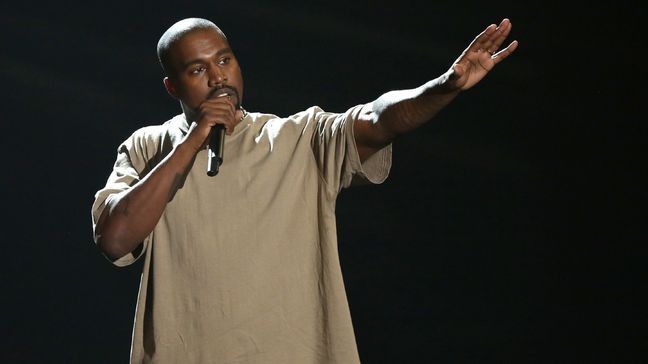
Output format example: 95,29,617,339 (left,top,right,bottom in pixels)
208,86,241,109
